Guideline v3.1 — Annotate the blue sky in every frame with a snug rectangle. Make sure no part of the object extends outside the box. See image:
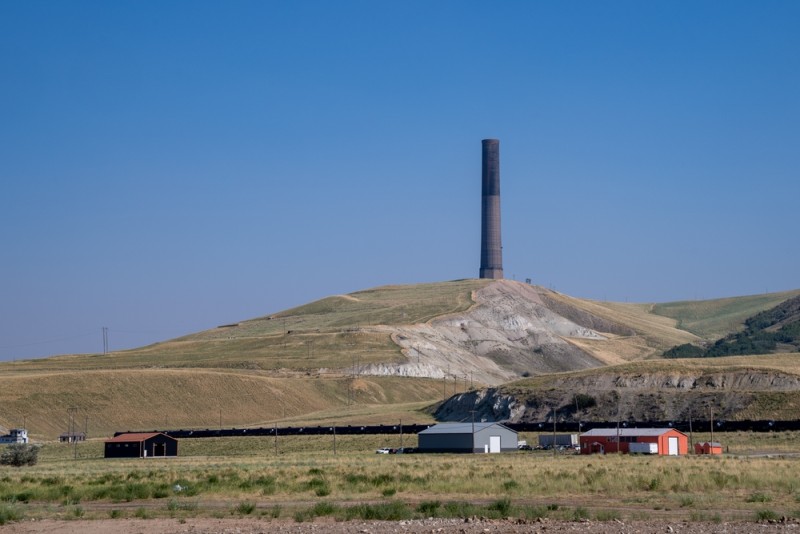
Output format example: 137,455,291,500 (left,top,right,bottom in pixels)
1,1,798,360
